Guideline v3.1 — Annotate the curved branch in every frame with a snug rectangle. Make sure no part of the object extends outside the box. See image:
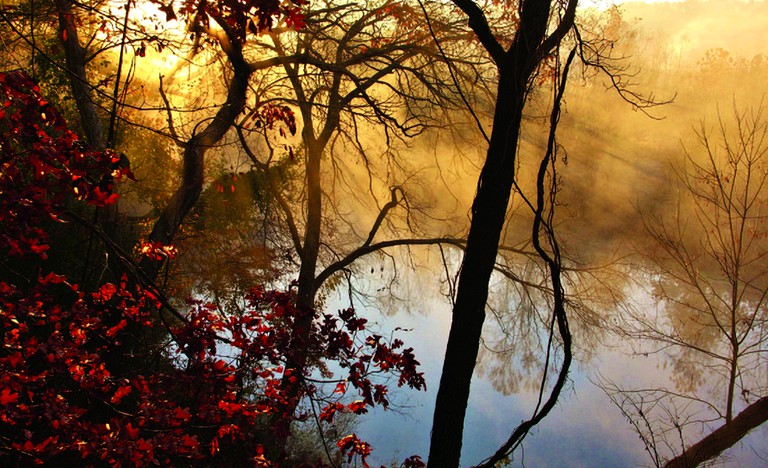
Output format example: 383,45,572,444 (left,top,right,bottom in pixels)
538,0,577,59
315,237,466,289
574,25,673,118
417,0,490,144
139,16,253,281
158,75,186,147
363,187,403,247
